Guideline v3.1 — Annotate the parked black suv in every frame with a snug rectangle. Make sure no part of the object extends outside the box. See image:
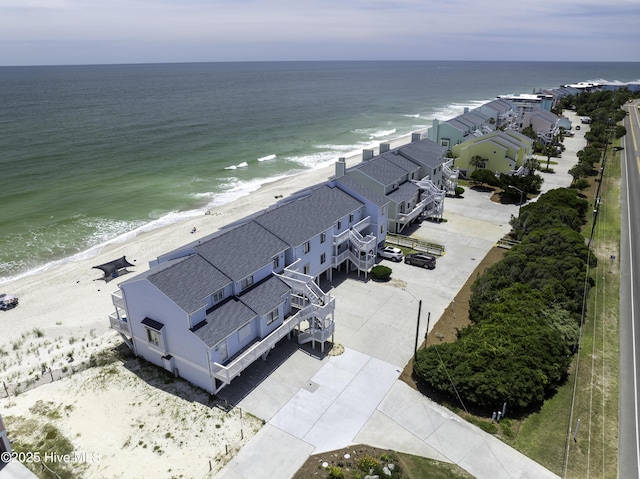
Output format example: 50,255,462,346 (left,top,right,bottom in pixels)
404,253,436,269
